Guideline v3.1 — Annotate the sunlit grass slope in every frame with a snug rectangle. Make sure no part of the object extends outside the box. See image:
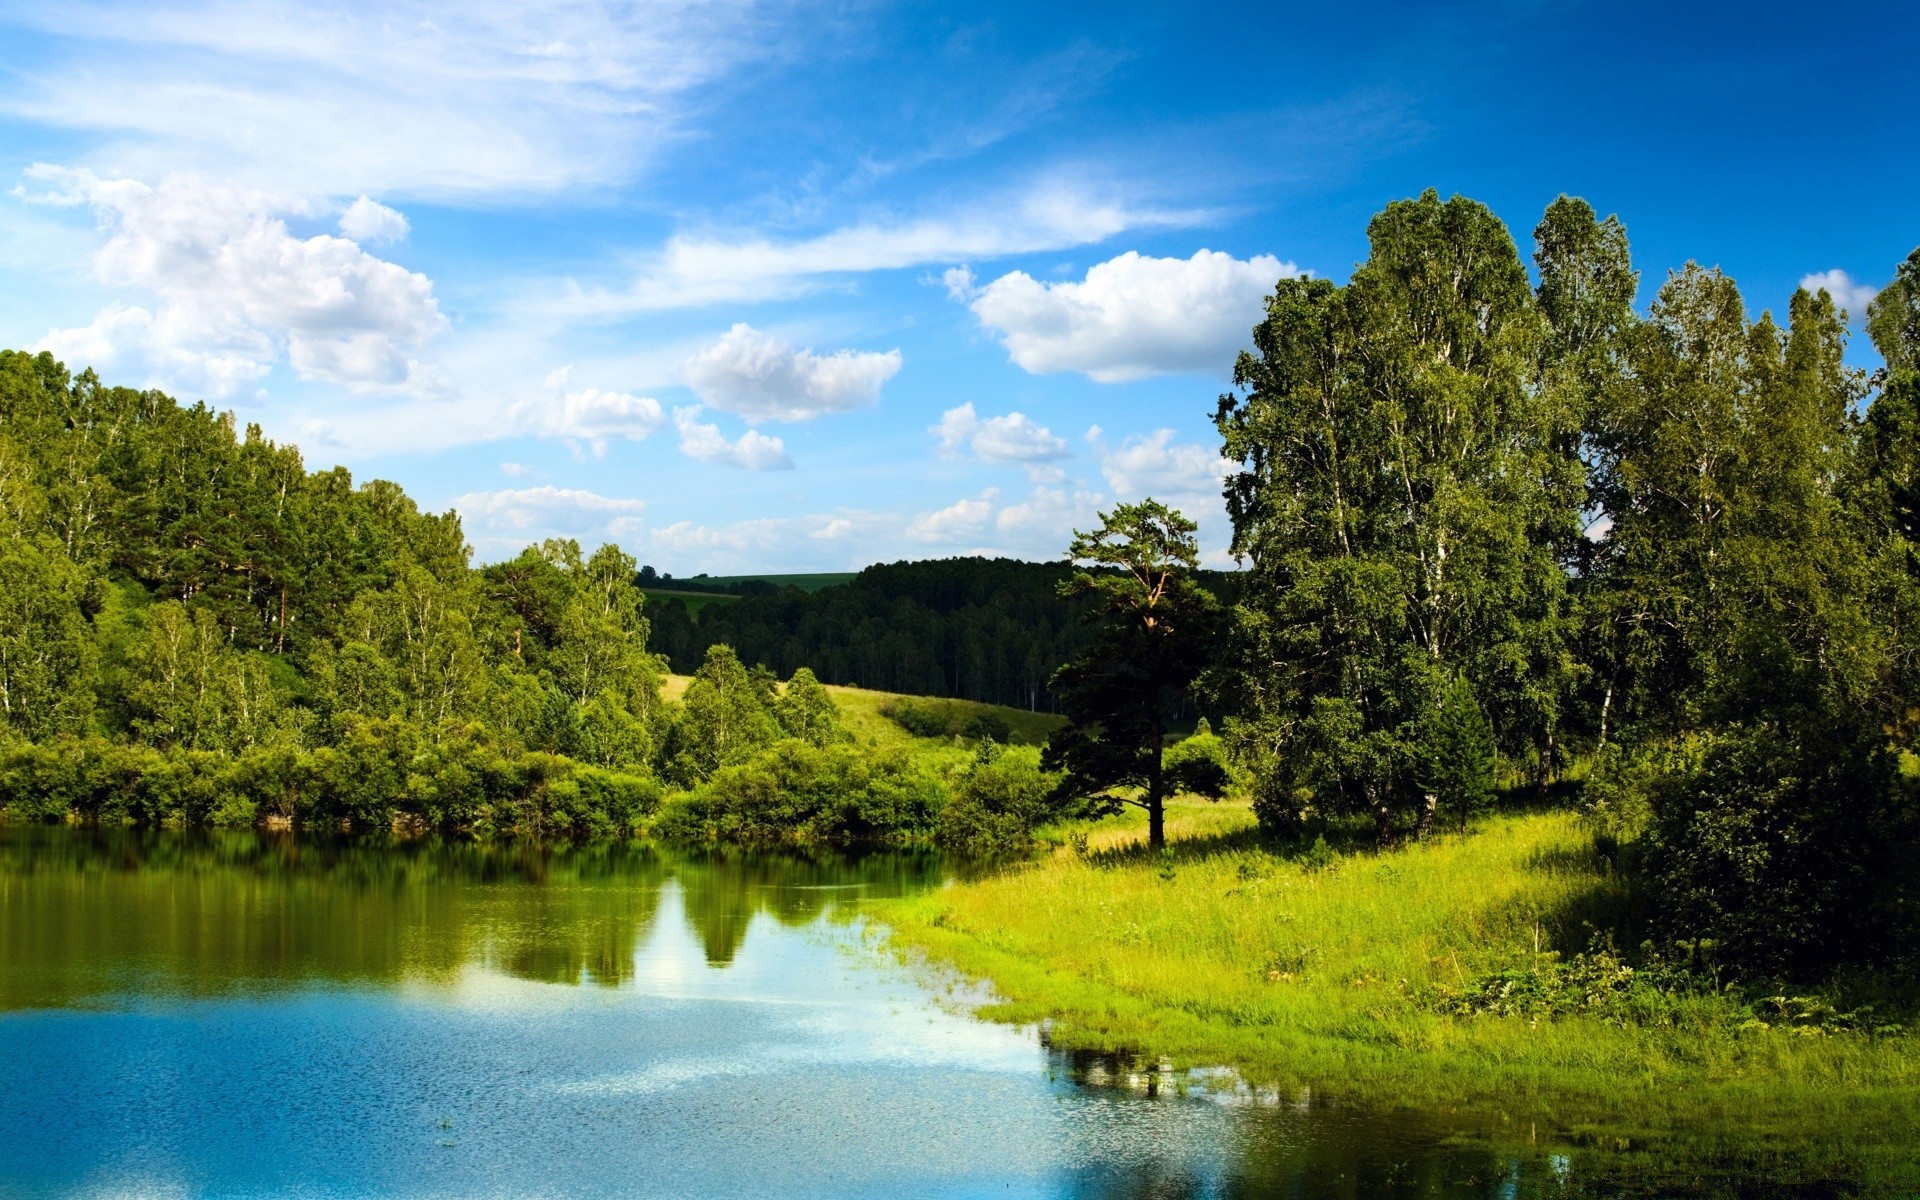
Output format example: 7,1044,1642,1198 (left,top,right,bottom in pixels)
870,800,1920,1137
660,675,1063,748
